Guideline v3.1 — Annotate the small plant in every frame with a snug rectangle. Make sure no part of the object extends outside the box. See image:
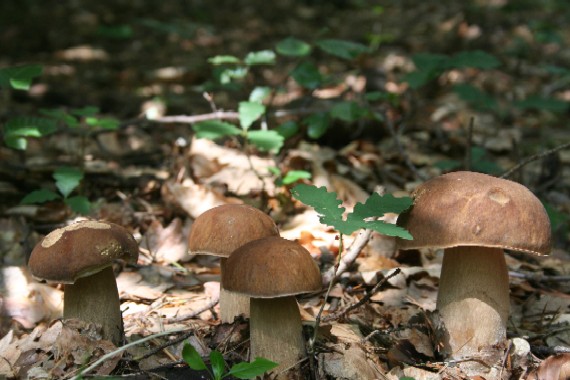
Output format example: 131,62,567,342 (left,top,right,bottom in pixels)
21,166,91,214
182,342,278,380
290,184,413,239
